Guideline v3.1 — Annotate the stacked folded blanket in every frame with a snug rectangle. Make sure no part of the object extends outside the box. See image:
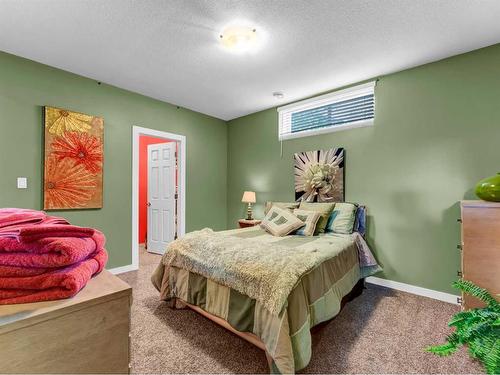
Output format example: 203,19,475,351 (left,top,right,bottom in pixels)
0,208,108,305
